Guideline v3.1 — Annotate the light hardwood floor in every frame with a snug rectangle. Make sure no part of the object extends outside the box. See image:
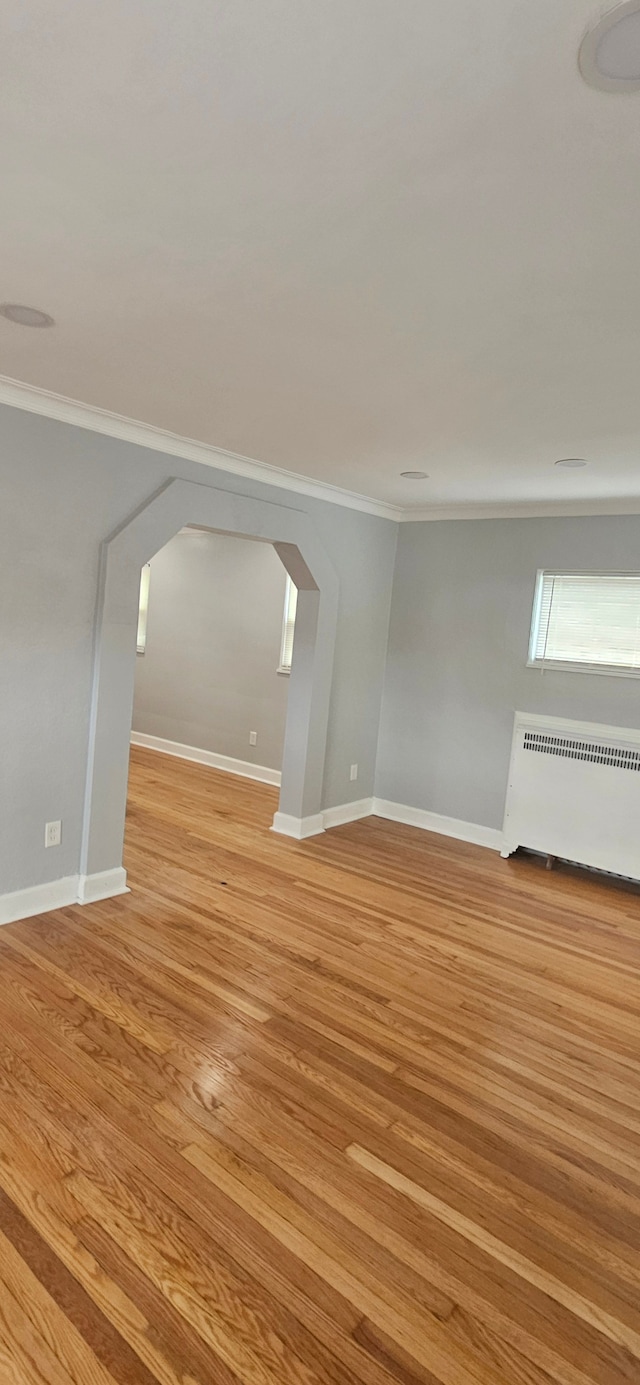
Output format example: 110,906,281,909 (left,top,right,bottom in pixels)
0,744,639,1384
